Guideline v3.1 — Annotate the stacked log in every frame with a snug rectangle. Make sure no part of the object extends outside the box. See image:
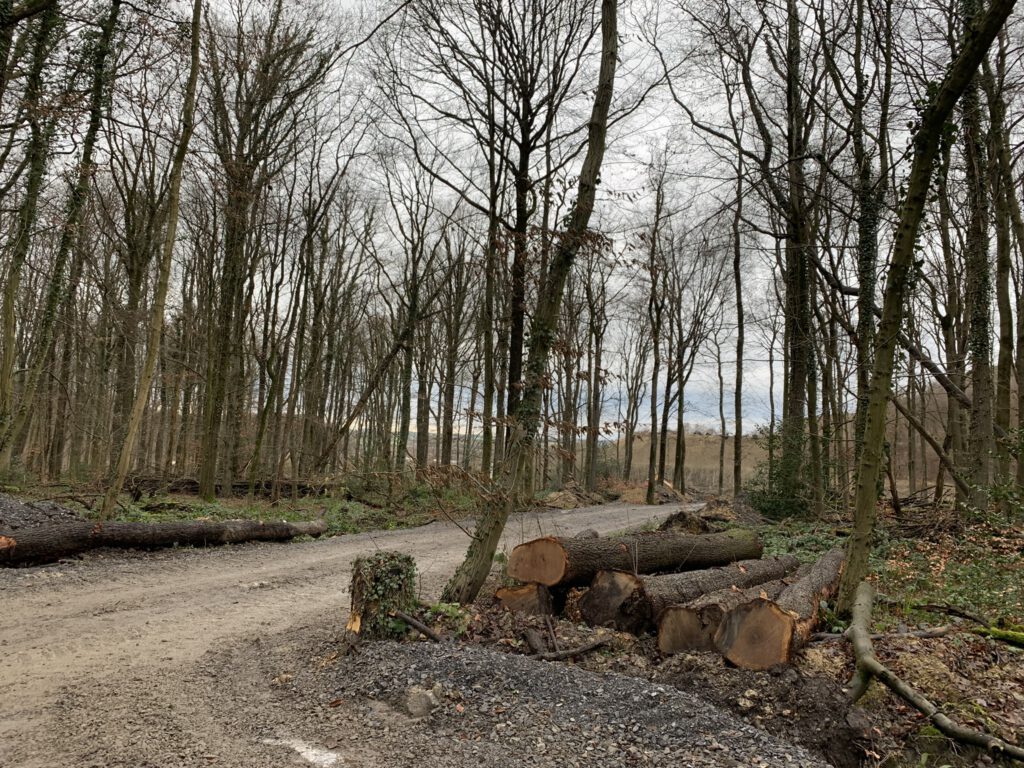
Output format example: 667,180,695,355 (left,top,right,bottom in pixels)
496,518,845,673
495,584,555,616
713,547,846,669
506,528,762,587
580,555,801,634
658,578,792,653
